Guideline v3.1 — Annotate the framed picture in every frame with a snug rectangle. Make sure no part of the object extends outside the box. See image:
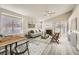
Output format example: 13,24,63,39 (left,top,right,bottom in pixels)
28,24,35,28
